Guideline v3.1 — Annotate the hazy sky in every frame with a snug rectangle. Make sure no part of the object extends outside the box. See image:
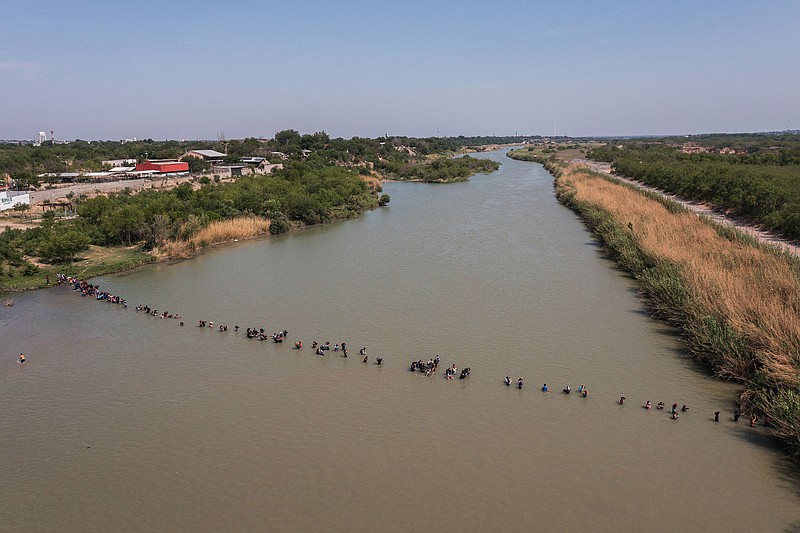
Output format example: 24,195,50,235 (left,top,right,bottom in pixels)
2,0,799,140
